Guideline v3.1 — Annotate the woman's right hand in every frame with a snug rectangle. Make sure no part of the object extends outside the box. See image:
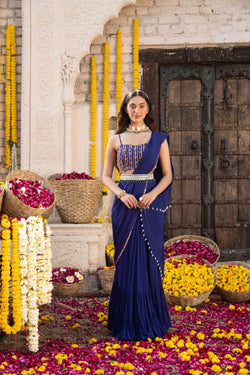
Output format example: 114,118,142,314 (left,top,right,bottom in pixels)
120,193,138,209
